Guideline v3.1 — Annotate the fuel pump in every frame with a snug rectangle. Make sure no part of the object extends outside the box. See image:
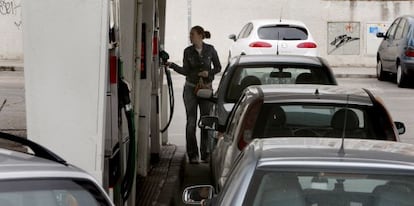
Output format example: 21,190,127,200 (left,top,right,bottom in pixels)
118,77,136,203
105,0,136,205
